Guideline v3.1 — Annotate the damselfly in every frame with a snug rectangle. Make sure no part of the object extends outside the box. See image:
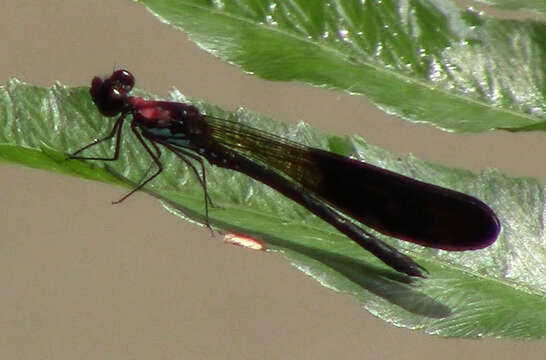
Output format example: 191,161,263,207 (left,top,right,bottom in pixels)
70,70,501,278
